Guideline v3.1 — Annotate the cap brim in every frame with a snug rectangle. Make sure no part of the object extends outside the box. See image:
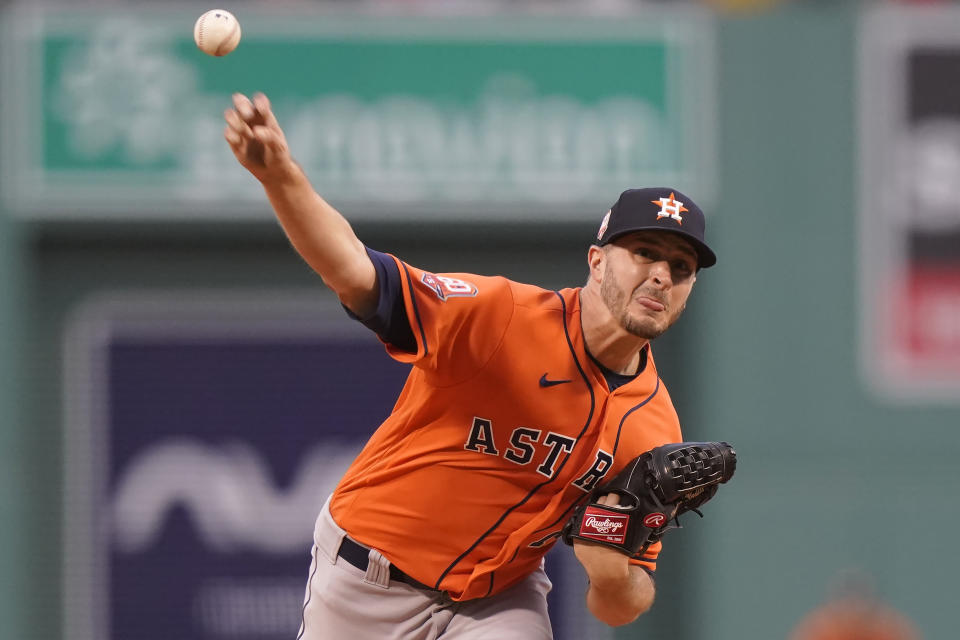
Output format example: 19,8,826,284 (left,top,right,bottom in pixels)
685,236,717,269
